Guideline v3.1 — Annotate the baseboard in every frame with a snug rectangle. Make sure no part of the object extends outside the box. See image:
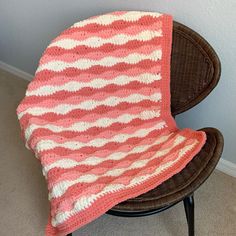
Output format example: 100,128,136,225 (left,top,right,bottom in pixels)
216,159,236,178
0,60,33,81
